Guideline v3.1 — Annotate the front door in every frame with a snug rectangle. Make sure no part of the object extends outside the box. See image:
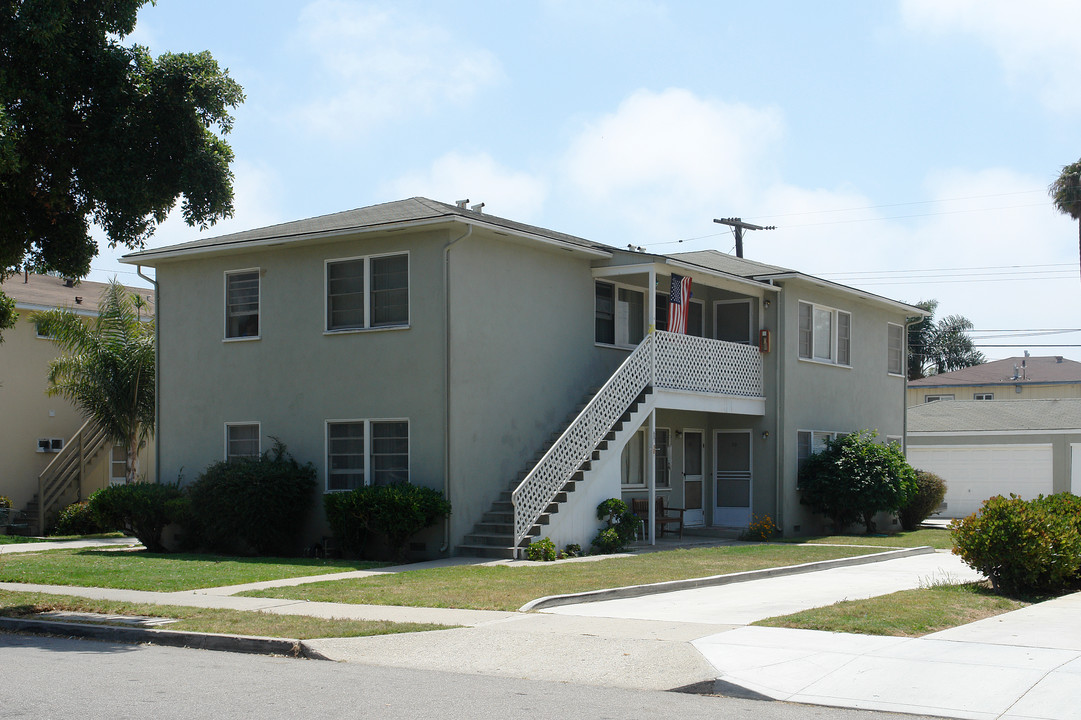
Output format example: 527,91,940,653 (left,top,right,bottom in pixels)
714,430,752,527
683,430,704,526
